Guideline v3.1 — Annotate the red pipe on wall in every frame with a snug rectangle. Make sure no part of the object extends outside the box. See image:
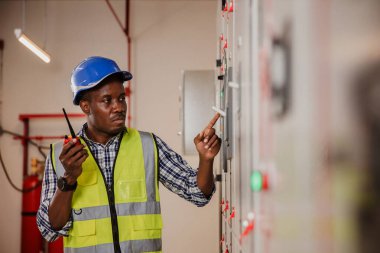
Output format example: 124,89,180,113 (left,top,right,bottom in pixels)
126,0,132,127
104,0,132,127
17,113,85,176
22,118,29,177
104,0,126,35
